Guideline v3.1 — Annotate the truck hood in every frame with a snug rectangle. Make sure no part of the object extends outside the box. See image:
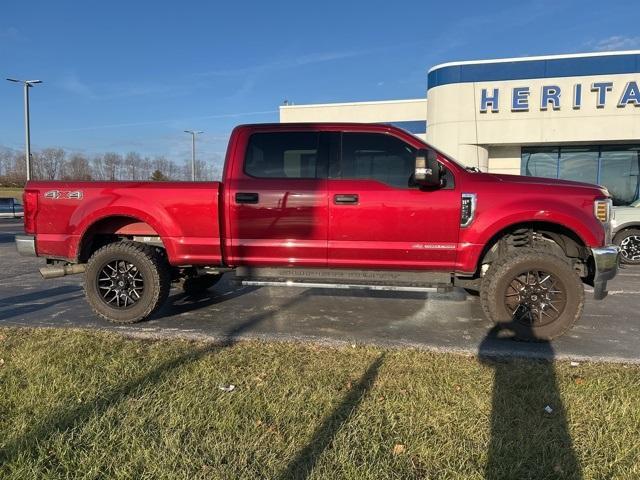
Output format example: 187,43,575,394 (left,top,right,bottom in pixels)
486,173,607,194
